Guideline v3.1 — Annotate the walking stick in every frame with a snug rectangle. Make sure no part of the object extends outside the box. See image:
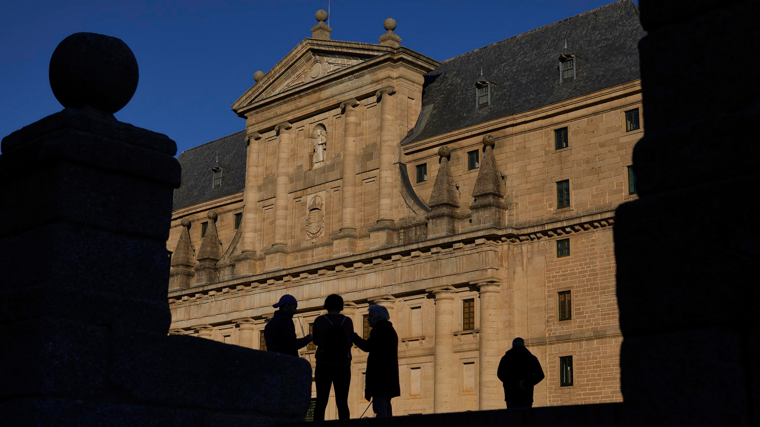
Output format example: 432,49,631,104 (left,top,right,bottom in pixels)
360,399,373,419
